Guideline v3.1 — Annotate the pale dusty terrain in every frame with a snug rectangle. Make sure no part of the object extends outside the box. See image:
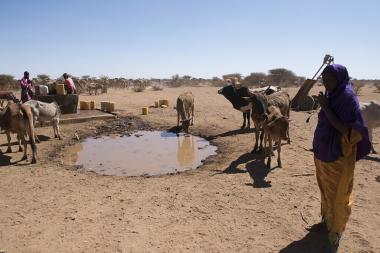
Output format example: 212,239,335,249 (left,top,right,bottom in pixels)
0,85,379,253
